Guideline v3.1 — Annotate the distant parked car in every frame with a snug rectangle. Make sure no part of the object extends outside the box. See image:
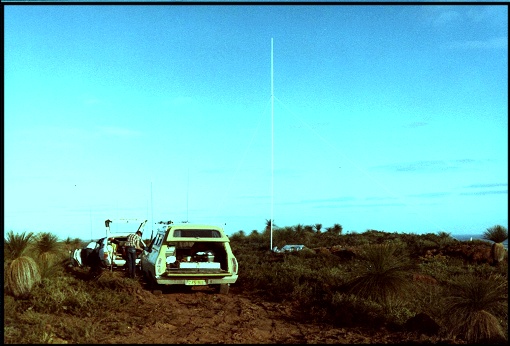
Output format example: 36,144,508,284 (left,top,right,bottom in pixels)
273,244,306,253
